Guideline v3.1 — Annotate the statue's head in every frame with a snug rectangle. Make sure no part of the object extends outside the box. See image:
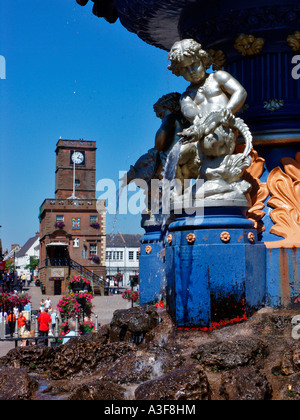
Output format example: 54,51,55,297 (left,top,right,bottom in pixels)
153,92,181,119
168,39,212,83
